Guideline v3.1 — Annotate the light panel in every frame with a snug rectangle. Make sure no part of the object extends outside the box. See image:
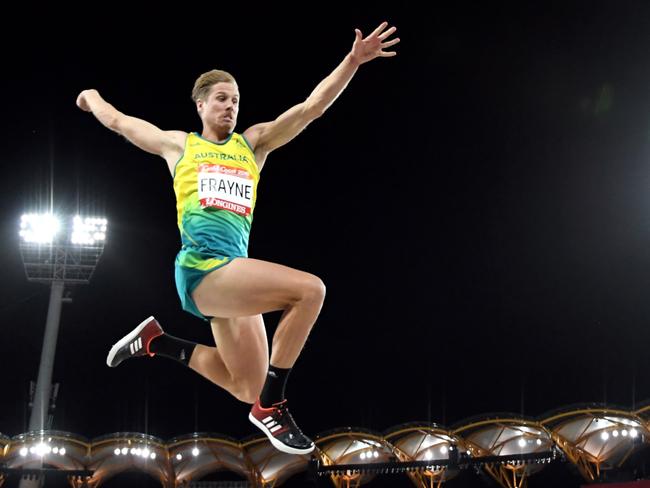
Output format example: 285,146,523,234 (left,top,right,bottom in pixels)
71,216,108,245
19,214,60,244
